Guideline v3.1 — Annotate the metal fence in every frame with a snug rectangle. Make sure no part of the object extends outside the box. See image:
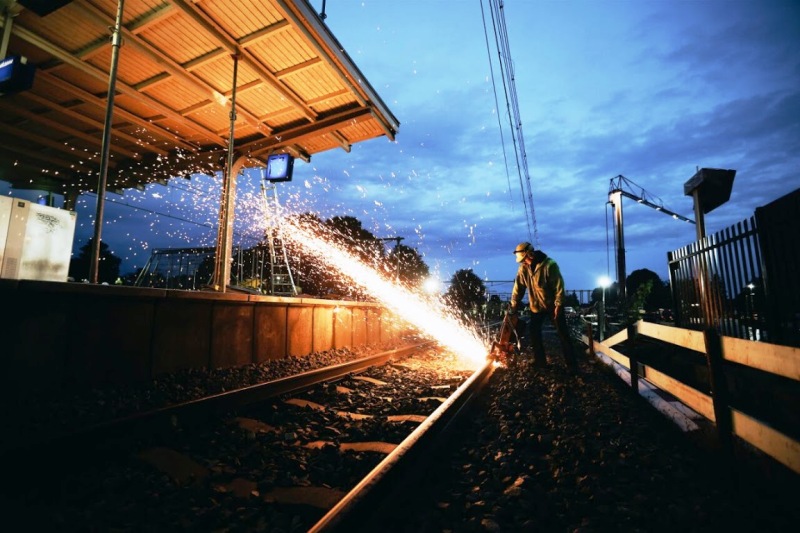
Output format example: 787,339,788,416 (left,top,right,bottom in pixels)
668,188,799,347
